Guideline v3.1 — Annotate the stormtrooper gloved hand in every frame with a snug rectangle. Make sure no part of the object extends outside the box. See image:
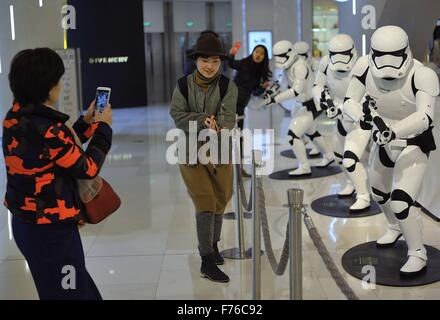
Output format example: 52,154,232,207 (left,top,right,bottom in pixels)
326,106,341,119
321,89,341,119
361,95,376,124
373,128,396,146
262,93,275,109
258,92,275,111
